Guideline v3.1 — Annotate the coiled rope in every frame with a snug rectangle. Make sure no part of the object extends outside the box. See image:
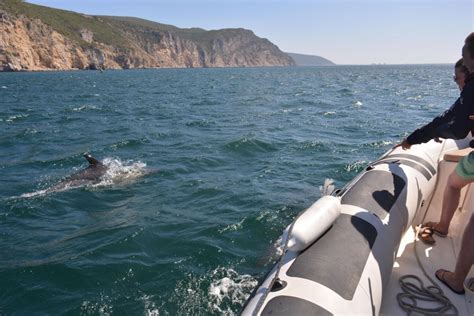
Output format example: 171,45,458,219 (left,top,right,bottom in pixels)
397,247,458,315
397,140,458,315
